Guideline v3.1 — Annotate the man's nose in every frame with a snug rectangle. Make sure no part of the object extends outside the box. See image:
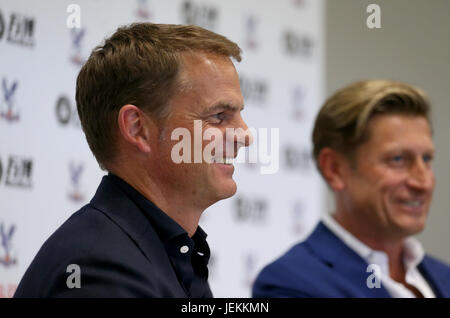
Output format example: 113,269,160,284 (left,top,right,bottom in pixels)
234,114,253,148
407,159,435,191
223,115,253,157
